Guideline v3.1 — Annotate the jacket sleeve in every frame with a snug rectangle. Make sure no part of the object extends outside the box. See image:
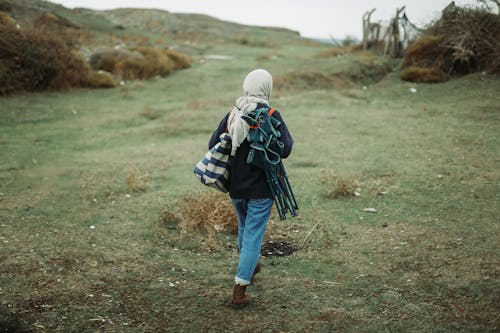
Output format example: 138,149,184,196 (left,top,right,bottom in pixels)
208,113,229,150
272,110,294,158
